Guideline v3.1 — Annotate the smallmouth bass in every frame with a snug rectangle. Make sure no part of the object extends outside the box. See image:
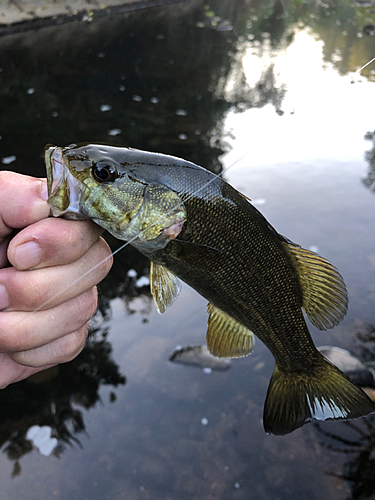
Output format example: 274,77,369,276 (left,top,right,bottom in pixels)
45,143,374,435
